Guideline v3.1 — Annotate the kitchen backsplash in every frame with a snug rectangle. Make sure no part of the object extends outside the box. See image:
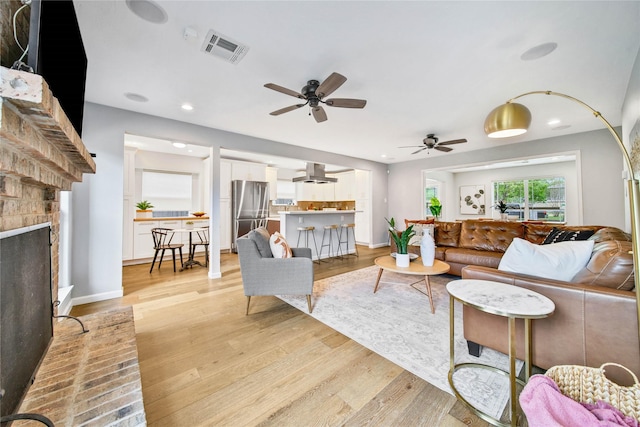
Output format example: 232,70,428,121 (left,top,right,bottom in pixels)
269,200,355,216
